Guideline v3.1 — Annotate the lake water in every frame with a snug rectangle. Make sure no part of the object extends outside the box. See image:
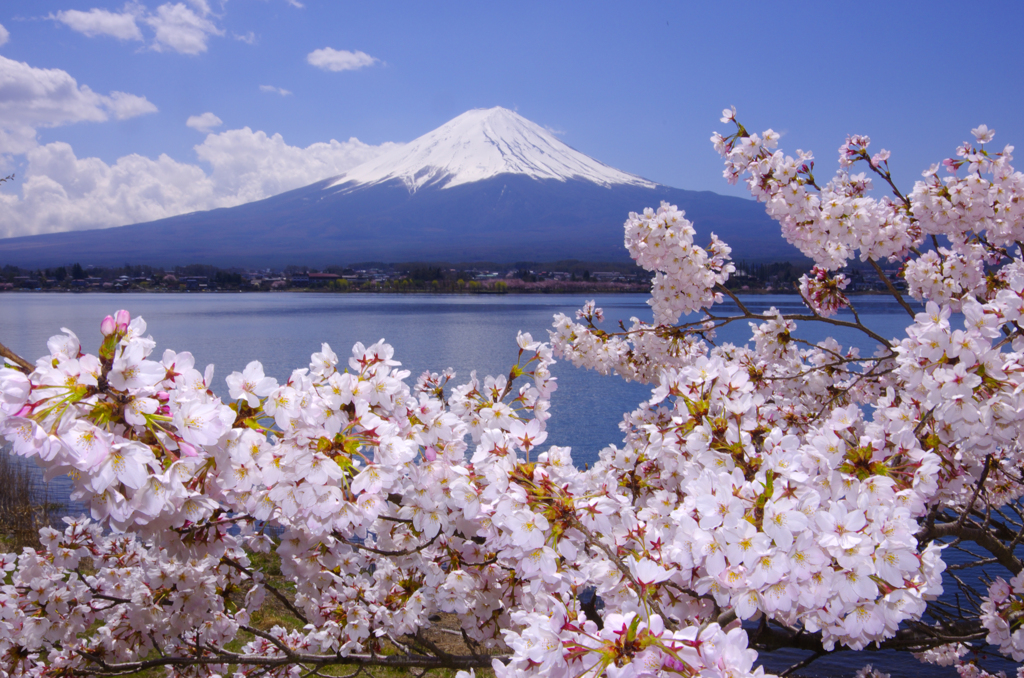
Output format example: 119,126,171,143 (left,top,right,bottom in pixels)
2,291,998,677
0,291,918,469
2,292,658,464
